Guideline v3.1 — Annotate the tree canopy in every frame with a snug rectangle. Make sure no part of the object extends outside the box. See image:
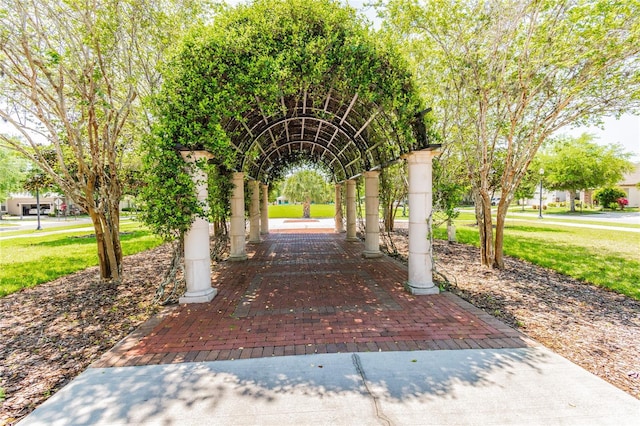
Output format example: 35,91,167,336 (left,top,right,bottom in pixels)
378,0,640,268
0,146,27,205
539,133,634,210
283,169,332,204
0,0,208,280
